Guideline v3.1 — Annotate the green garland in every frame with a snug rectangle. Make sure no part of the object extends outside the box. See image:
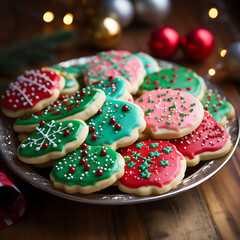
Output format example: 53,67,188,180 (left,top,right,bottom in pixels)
0,30,77,74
